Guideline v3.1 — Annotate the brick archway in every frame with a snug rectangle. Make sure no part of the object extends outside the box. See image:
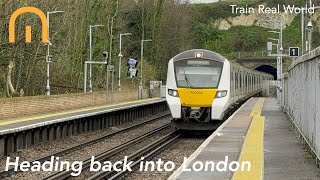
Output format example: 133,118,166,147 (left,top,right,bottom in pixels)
255,65,277,79
236,58,277,70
